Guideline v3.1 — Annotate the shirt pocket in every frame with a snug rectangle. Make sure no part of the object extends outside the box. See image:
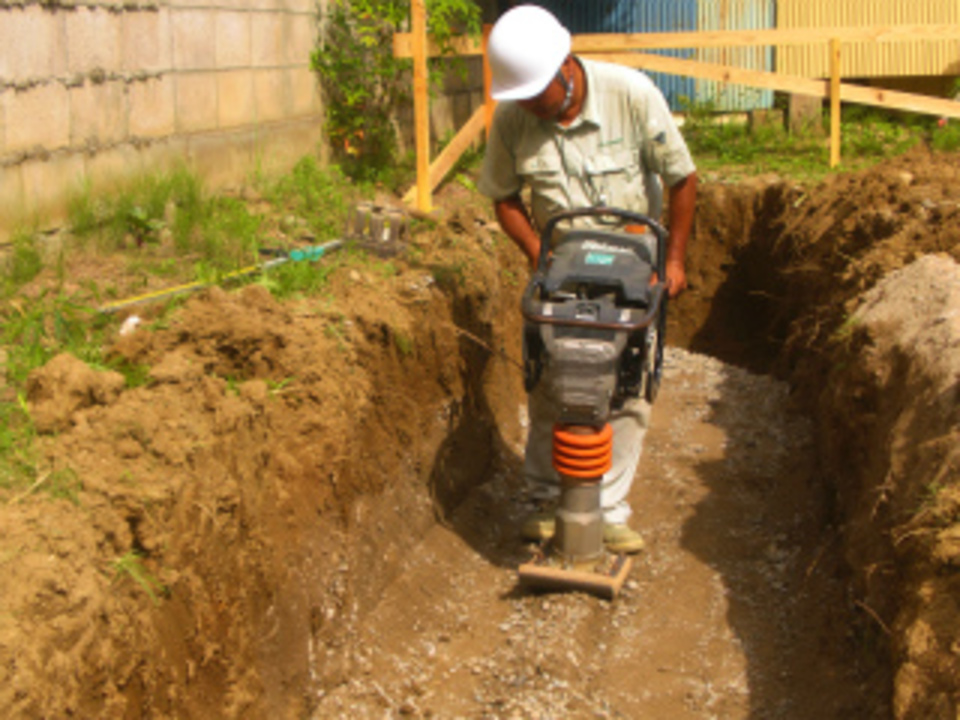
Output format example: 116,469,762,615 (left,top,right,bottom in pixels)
517,154,563,188
586,149,642,209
